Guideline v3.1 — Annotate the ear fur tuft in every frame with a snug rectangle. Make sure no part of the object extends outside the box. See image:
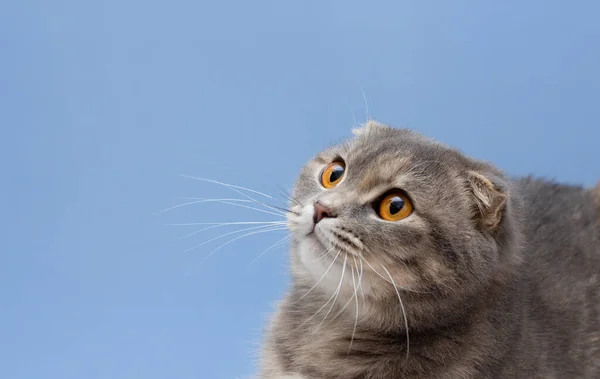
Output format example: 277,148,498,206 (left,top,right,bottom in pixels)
467,171,508,230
